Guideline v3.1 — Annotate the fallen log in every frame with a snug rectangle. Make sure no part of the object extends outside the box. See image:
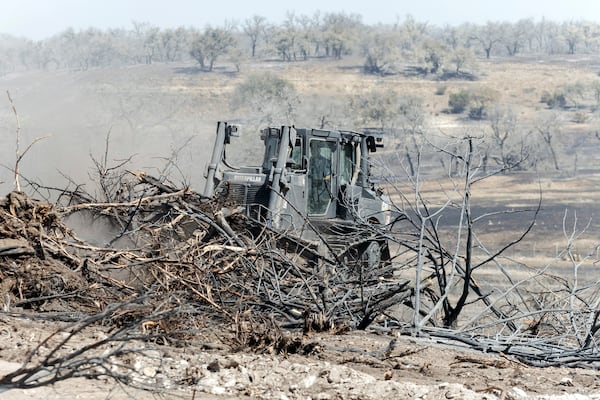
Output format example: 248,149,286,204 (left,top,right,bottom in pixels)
0,238,35,257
